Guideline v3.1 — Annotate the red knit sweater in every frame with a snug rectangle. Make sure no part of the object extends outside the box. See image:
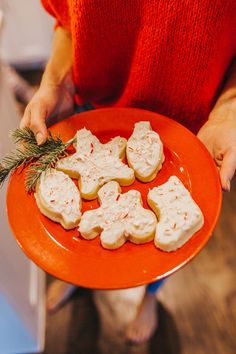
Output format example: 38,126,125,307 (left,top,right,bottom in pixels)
42,0,236,133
